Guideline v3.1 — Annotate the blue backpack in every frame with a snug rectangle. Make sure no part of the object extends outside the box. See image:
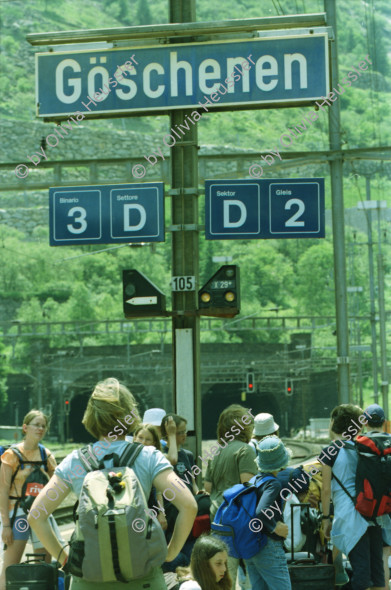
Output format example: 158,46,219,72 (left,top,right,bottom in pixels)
211,474,275,559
